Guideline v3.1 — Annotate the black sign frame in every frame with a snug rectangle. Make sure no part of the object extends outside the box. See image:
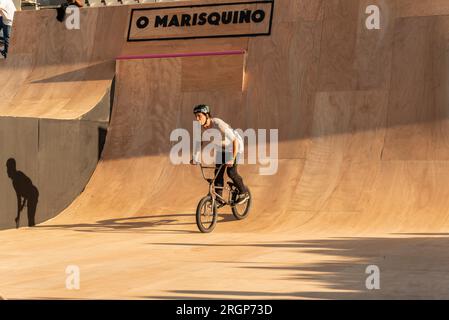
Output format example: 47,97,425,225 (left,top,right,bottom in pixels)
127,0,275,42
